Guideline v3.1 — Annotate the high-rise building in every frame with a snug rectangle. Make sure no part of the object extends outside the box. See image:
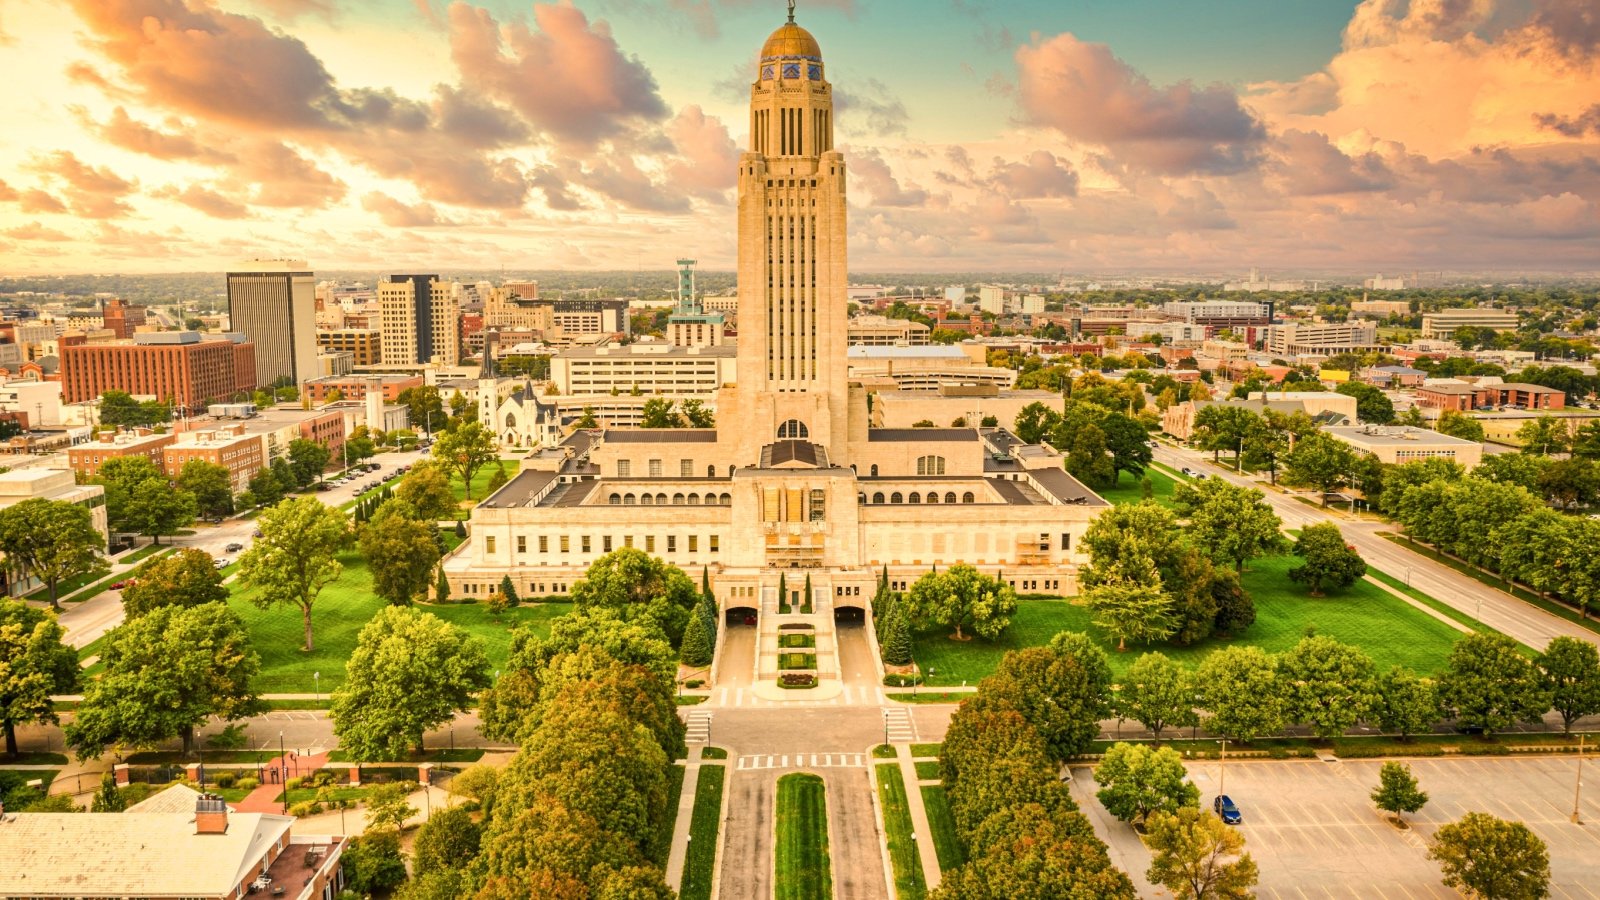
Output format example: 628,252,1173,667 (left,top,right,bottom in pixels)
227,260,316,387
378,274,460,366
